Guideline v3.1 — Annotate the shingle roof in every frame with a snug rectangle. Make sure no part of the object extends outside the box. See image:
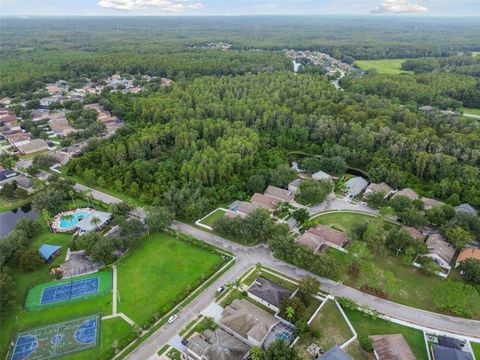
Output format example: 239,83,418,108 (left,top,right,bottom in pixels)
454,204,478,216
422,197,444,210
312,171,331,180
248,277,293,309
295,231,326,253
402,227,424,241
264,185,294,202
370,334,416,360
250,193,278,210
457,248,480,263
38,244,61,260
438,336,462,350
365,182,392,195
426,233,455,265
308,224,348,247
392,188,419,201
319,345,354,360
432,345,473,360
187,328,250,360
15,175,34,189
344,177,368,197
17,139,49,154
